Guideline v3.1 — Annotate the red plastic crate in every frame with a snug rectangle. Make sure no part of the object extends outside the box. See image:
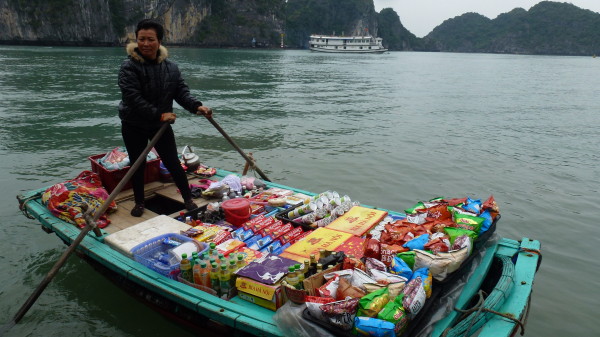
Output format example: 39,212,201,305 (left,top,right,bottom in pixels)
88,152,161,194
